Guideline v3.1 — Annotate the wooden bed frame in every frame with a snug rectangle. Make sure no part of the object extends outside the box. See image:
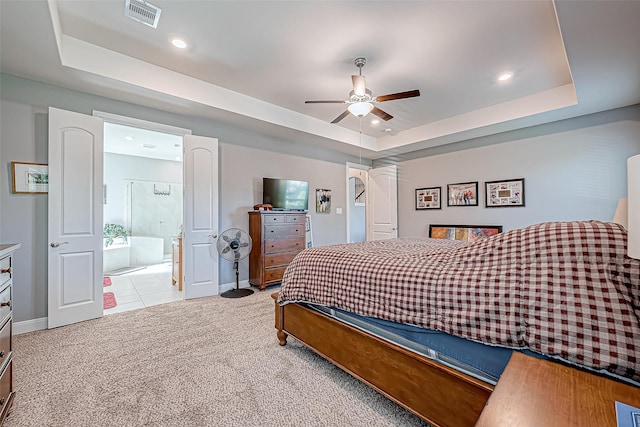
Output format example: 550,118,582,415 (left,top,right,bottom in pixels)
273,294,494,427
